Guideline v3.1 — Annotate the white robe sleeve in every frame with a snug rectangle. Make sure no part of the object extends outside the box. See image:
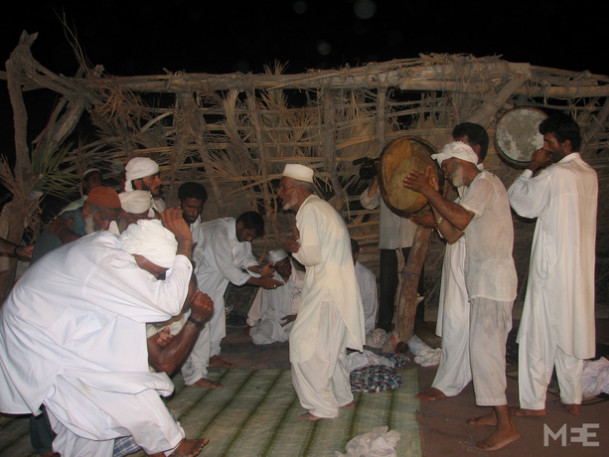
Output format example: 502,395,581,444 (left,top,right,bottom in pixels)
508,169,552,218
